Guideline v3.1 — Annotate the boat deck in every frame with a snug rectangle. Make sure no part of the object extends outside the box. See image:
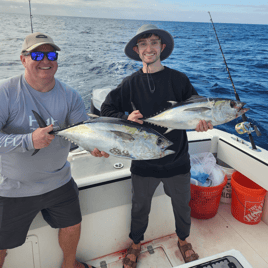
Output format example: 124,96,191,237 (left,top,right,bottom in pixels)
85,203,268,268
